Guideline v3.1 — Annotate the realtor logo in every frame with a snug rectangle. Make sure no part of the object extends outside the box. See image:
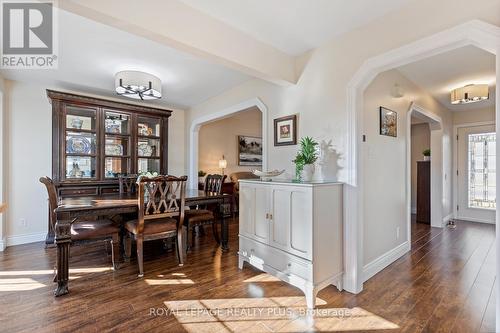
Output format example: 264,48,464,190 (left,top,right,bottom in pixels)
1,0,58,68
